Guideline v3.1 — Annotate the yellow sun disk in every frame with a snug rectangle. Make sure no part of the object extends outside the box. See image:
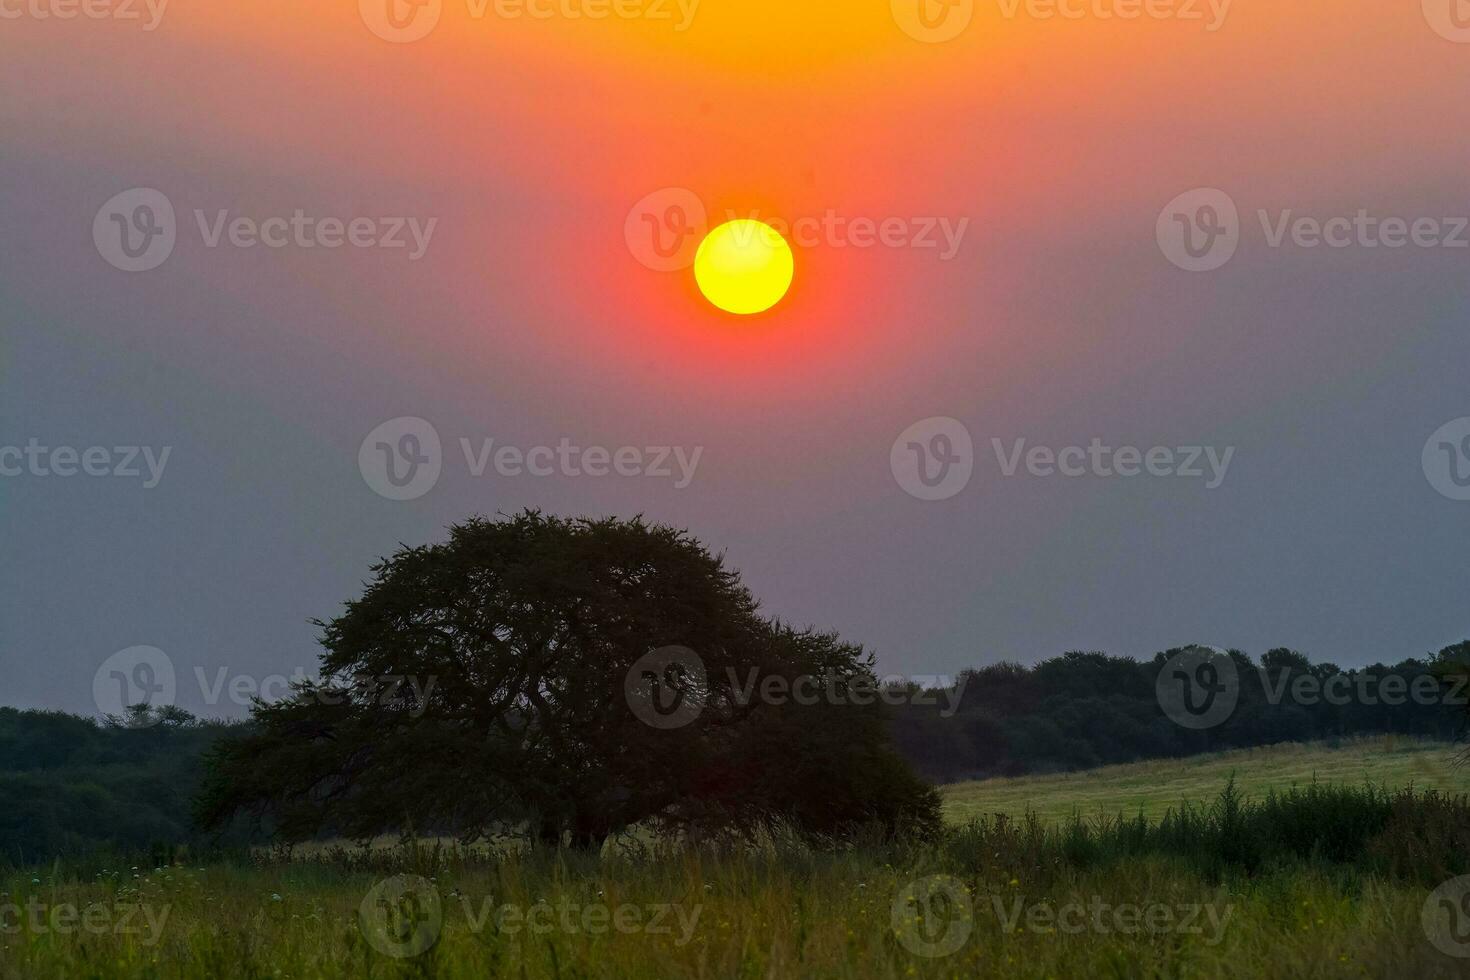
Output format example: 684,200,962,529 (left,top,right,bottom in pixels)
694,220,795,315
